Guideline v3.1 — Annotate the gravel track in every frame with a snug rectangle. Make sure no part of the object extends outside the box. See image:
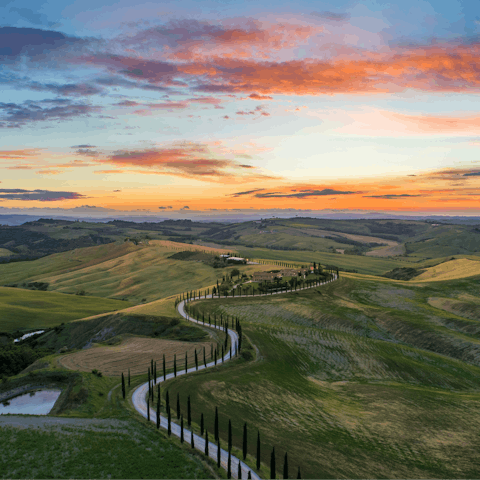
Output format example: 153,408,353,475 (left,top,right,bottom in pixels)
131,275,337,479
